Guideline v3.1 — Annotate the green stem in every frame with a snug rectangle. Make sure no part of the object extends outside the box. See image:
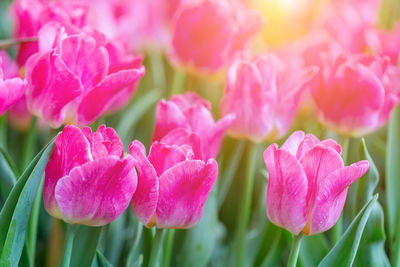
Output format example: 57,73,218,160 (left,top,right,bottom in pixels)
341,136,351,165
287,234,303,267
234,142,259,267
148,229,166,267
149,51,166,94
21,116,37,170
162,229,175,267
0,37,38,49
60,224,79,267
0,114,7,148
218,140,246,208
27,179,44,265
170,70,185,97
126,222,144,267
